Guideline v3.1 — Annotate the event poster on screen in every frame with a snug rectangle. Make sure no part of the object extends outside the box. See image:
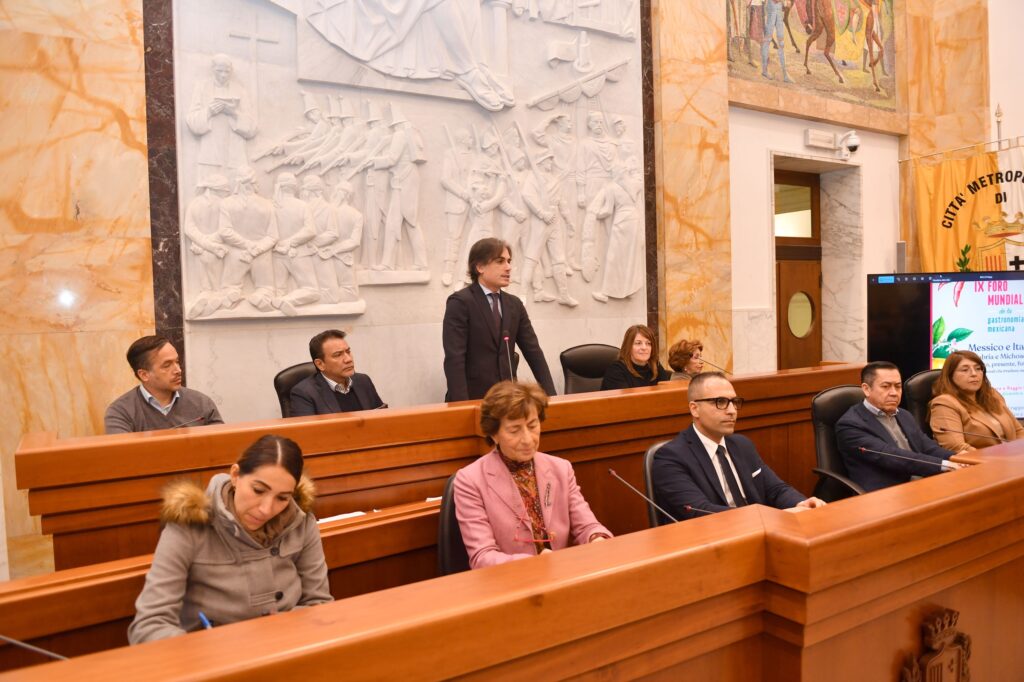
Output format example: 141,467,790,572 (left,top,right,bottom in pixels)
930,279,1024,415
